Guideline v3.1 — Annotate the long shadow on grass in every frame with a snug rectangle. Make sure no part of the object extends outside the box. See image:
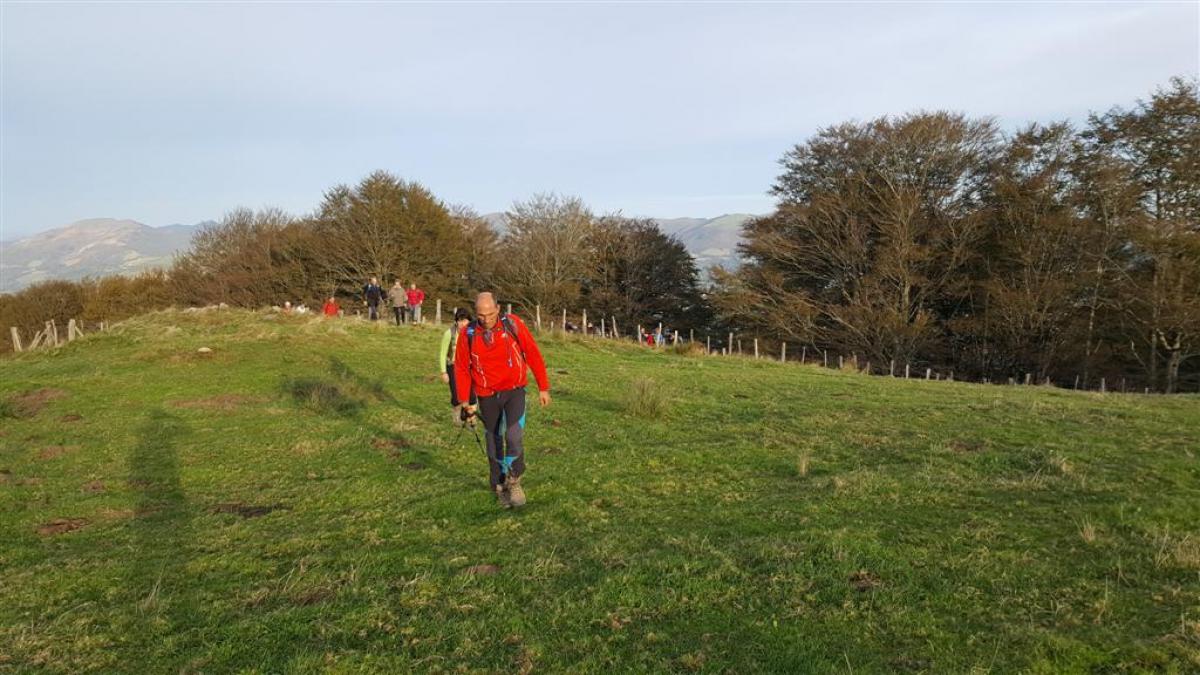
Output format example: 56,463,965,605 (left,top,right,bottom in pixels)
284,357,485,503
126,408,193,662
